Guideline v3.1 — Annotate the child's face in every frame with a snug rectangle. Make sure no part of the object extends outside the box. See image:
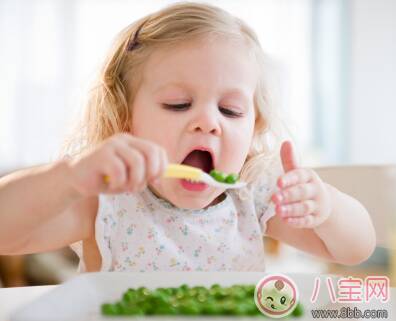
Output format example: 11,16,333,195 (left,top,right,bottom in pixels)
131,36,258,209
